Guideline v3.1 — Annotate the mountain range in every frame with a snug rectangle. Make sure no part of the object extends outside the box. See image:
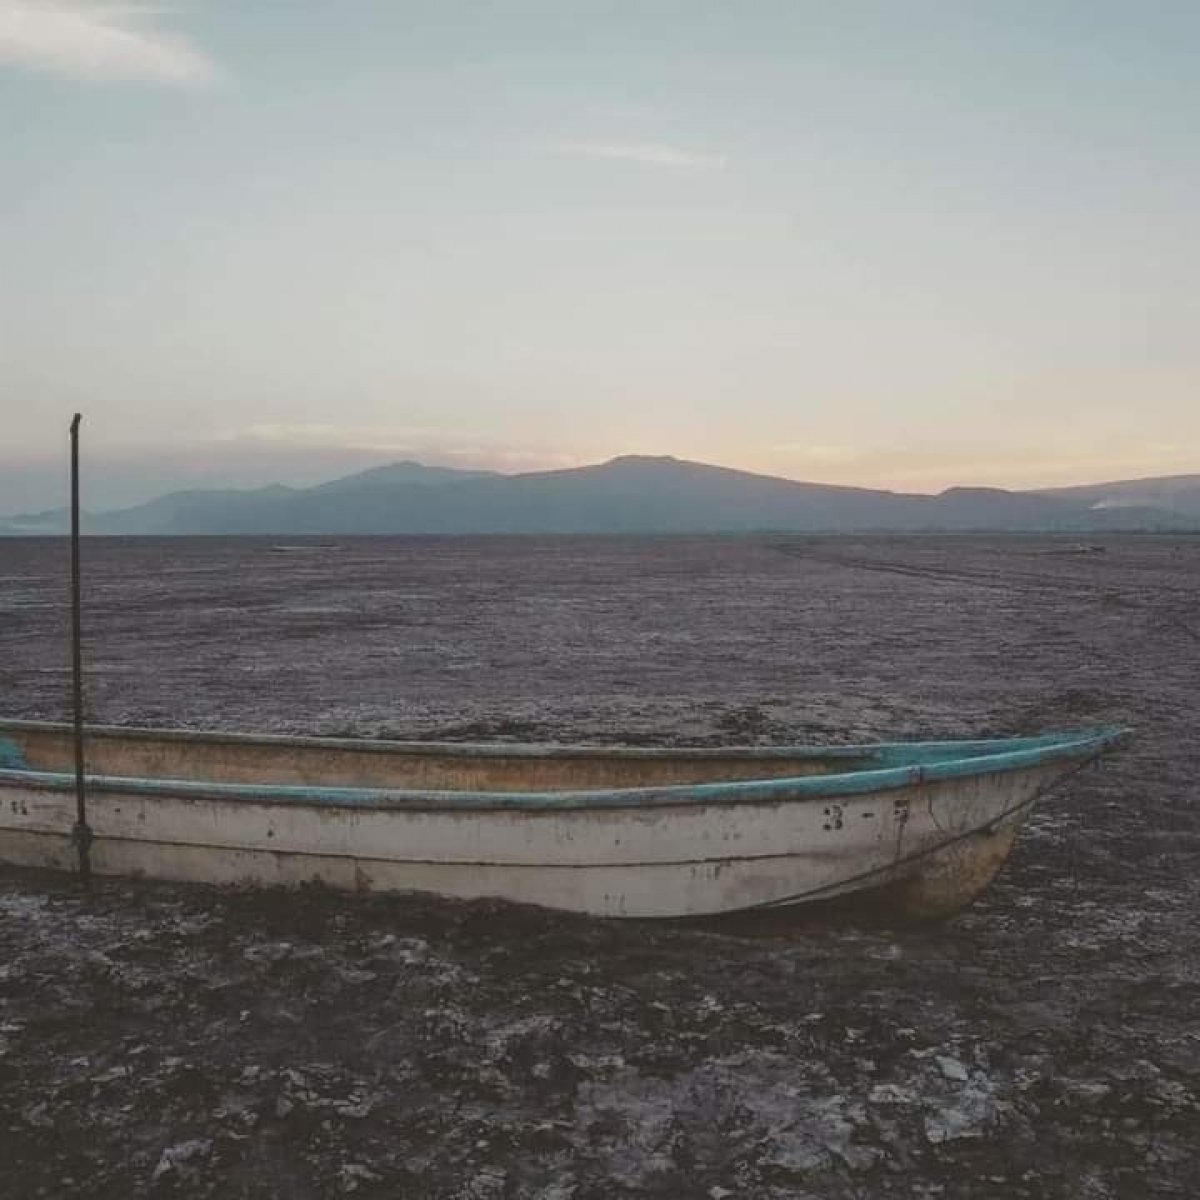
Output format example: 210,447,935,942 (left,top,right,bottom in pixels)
2,456,1198,536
